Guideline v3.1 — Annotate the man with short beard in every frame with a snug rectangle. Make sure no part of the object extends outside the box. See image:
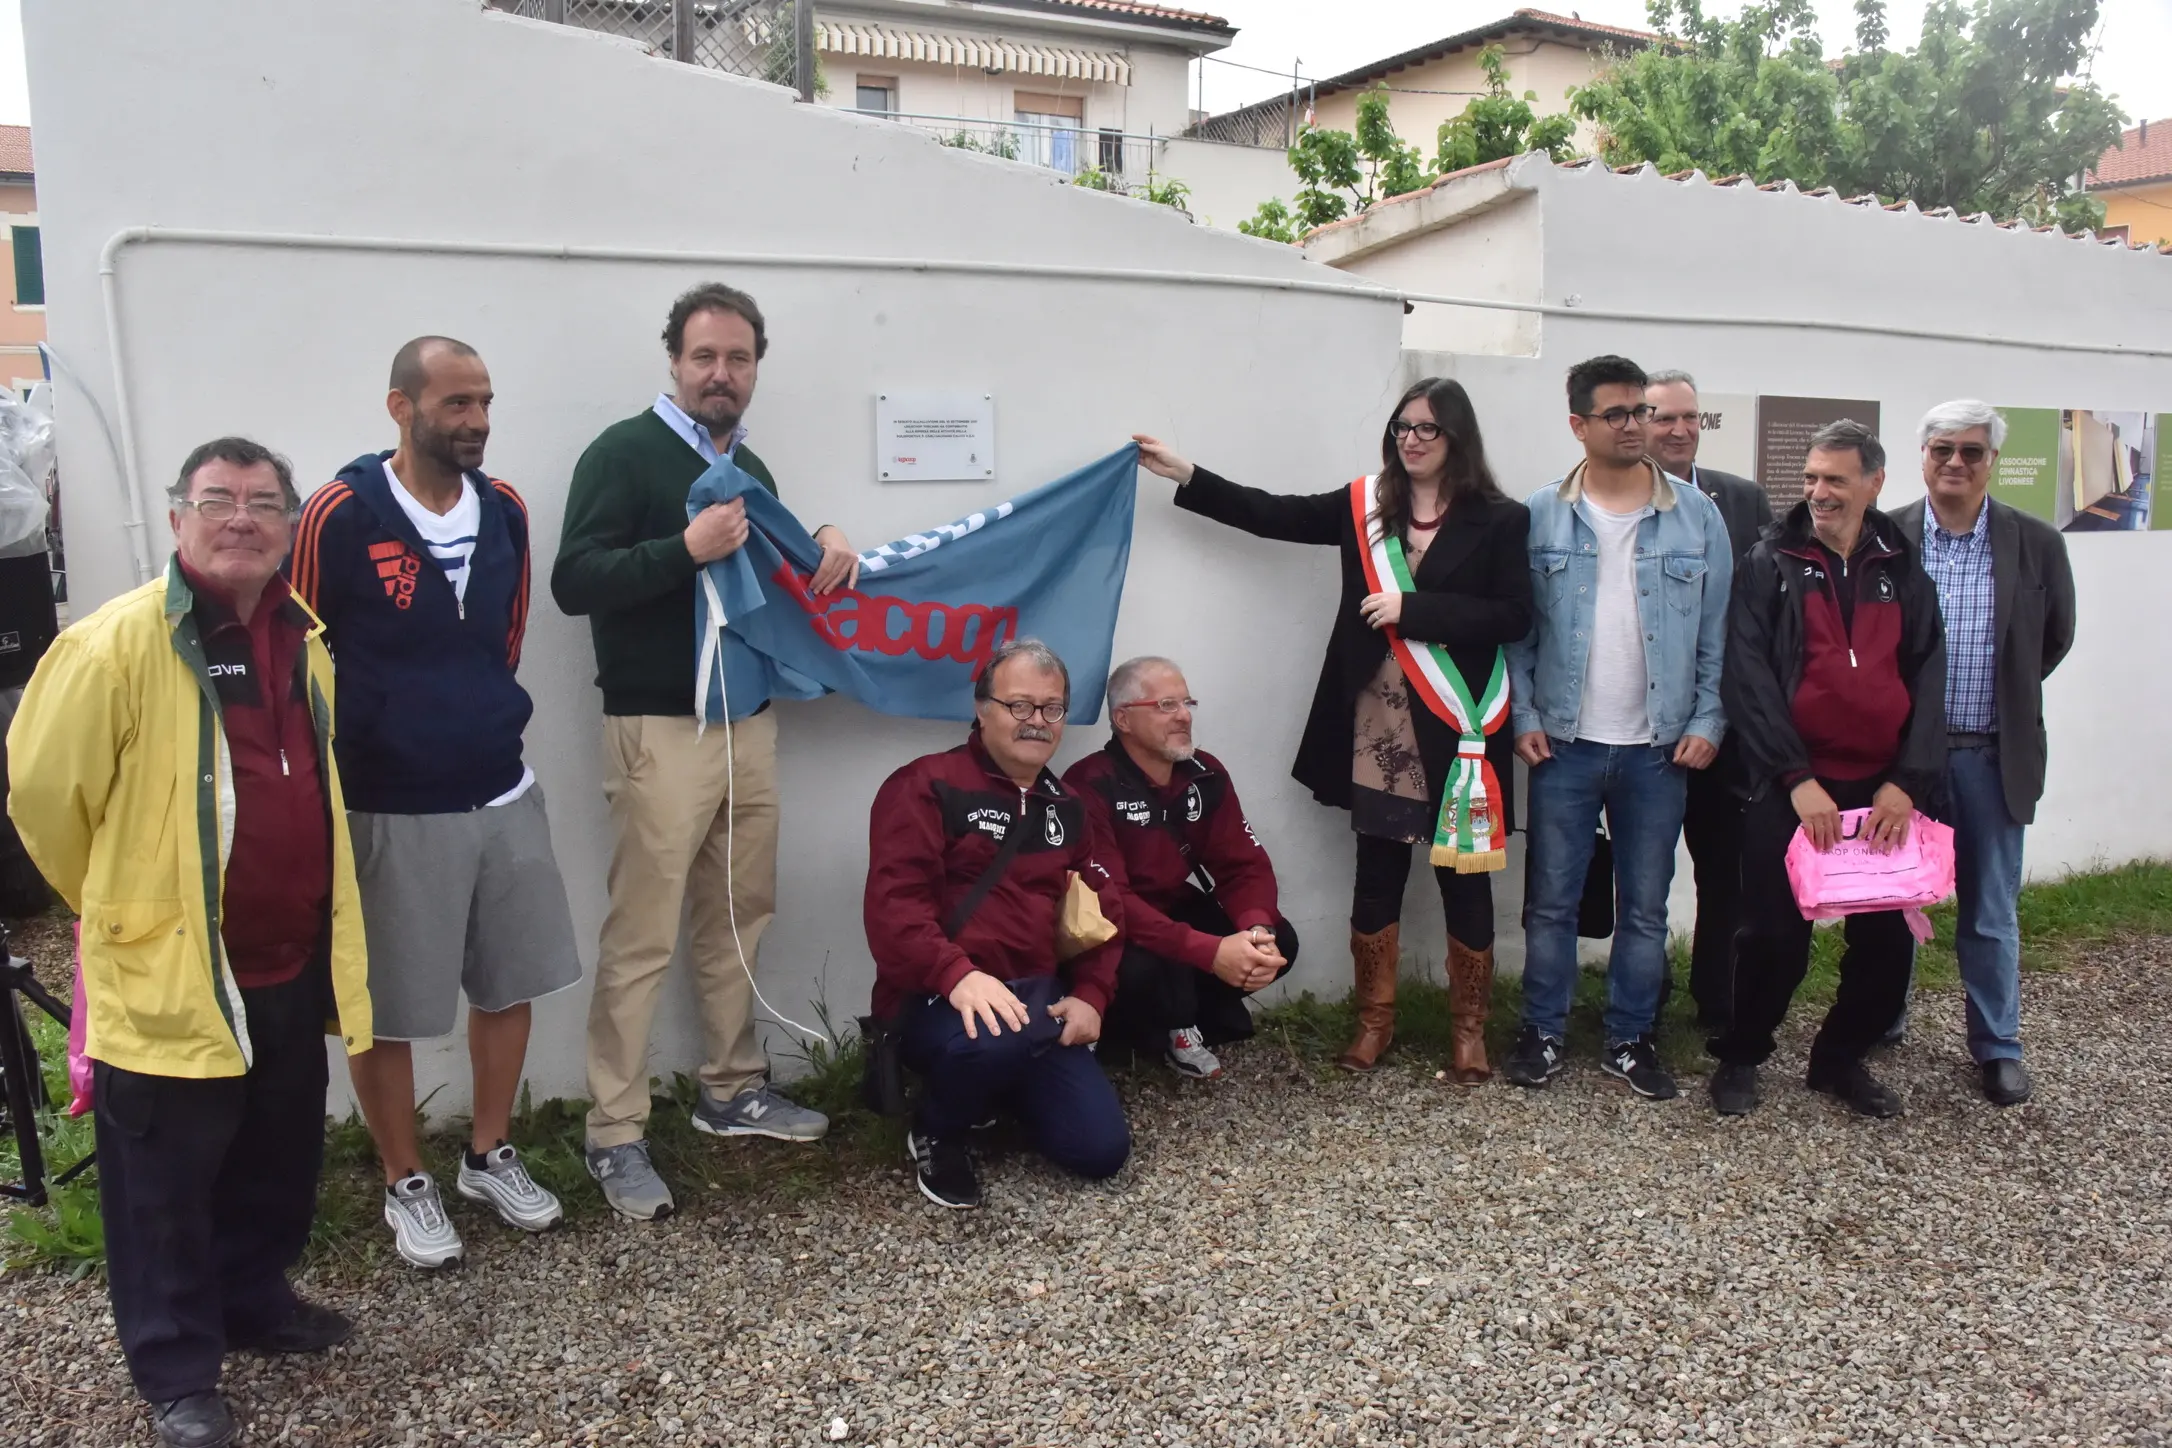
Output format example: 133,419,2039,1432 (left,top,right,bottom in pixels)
554,284,860,1220
1063,655,1295,1080
292,336,582,1267
865,640,1131,1210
